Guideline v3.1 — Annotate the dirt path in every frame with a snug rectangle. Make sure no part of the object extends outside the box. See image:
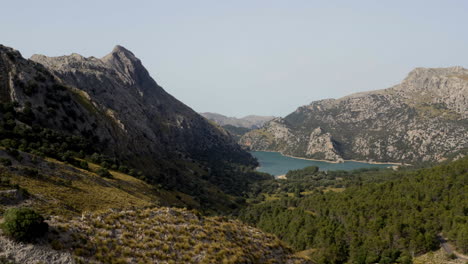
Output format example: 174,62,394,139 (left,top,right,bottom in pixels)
438,235,468,261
